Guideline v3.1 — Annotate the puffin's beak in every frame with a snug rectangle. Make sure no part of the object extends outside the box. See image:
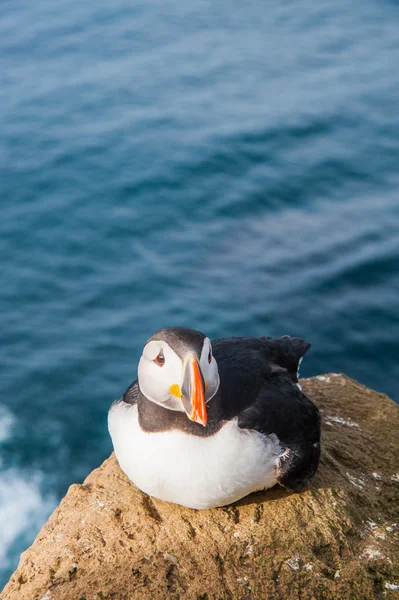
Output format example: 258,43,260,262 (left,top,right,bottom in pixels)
181,354,207,426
